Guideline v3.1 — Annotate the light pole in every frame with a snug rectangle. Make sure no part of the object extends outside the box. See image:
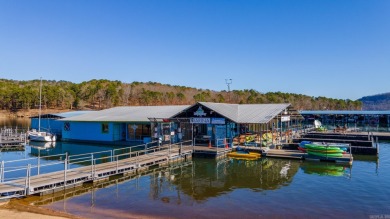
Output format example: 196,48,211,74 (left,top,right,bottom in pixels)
225,79,232,103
